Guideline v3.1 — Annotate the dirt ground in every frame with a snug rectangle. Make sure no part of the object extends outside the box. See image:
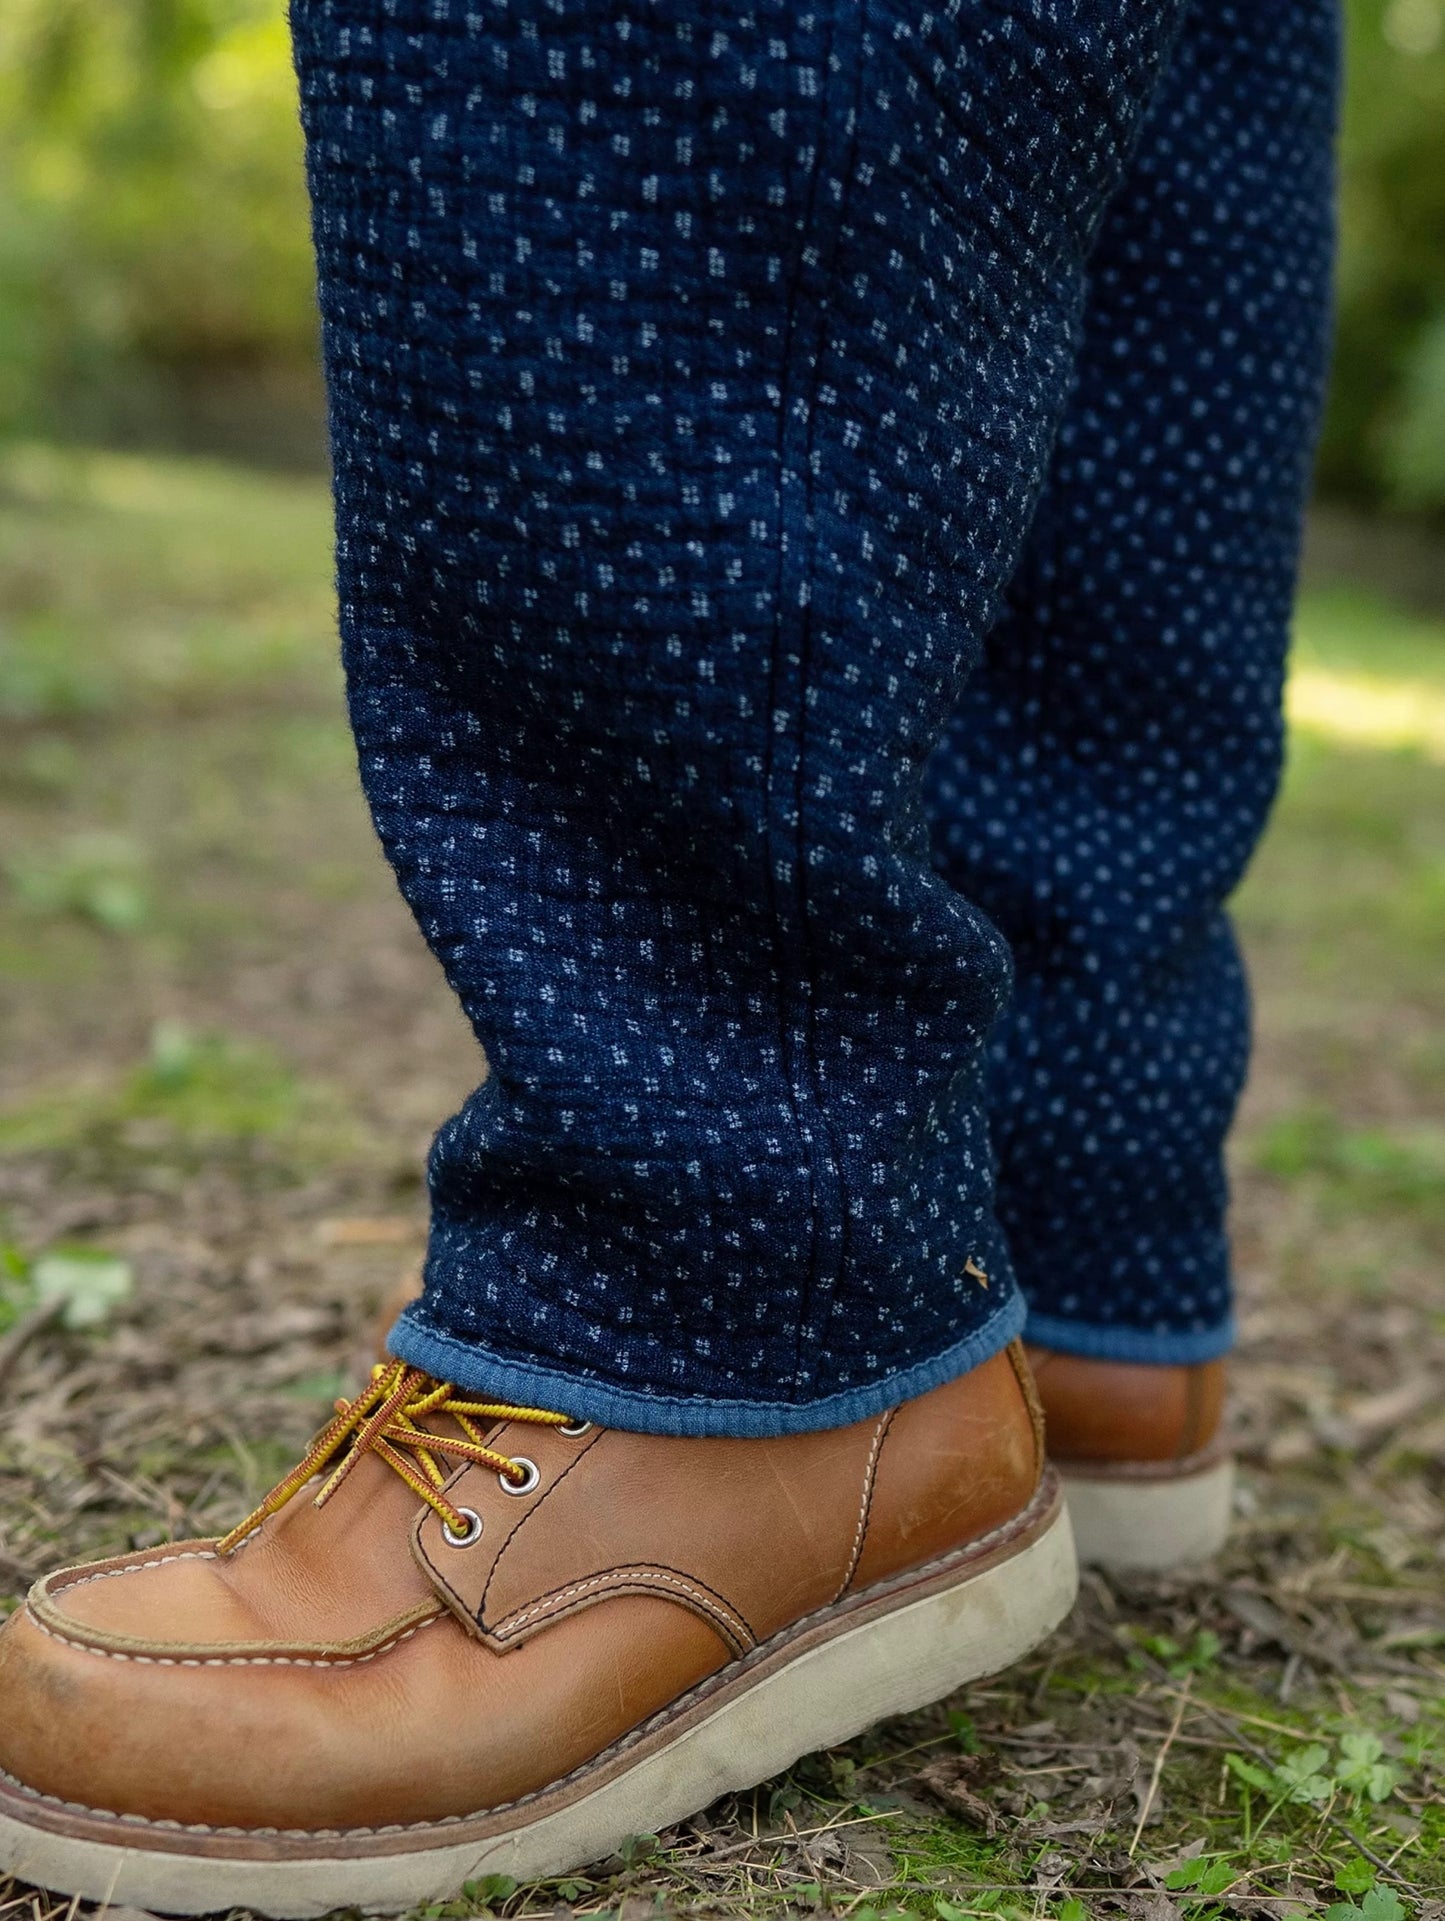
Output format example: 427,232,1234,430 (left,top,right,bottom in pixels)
0,446,1441,1918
